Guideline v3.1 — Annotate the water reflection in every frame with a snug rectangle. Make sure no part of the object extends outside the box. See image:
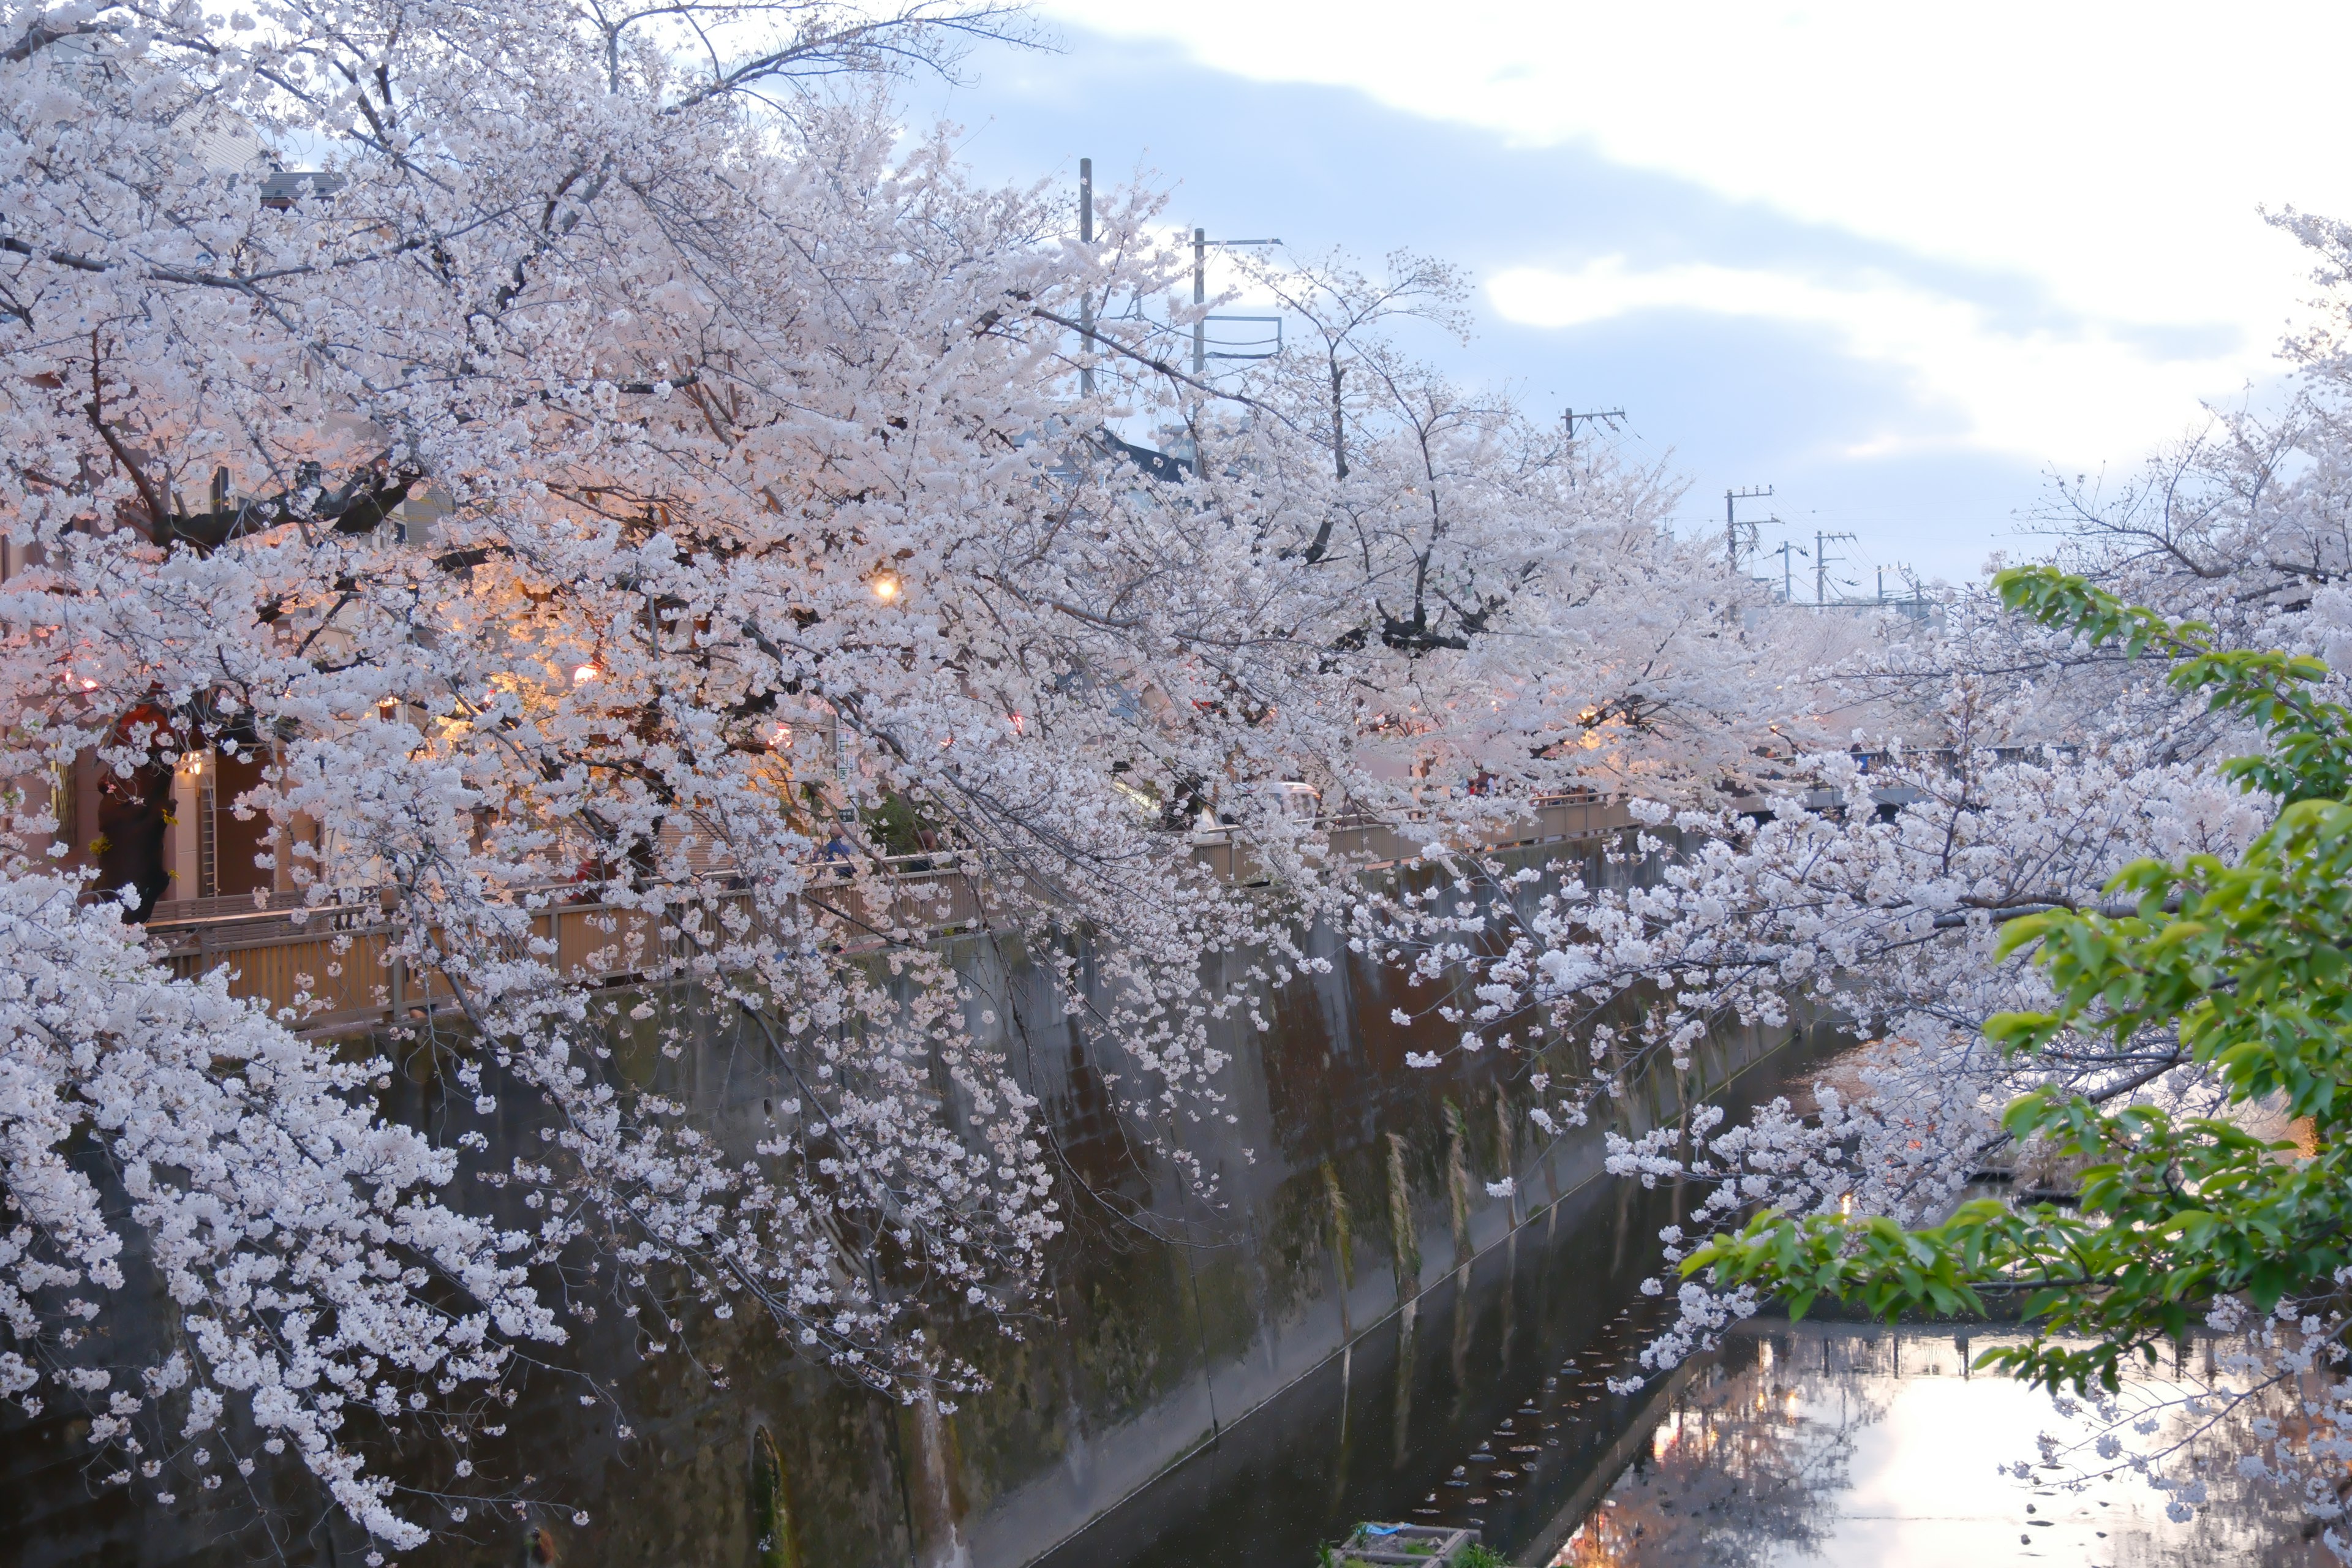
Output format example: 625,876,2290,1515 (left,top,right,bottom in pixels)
1548,1321,2329,1568
1034,1229,2333,1568
1031,1178,1699,1568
